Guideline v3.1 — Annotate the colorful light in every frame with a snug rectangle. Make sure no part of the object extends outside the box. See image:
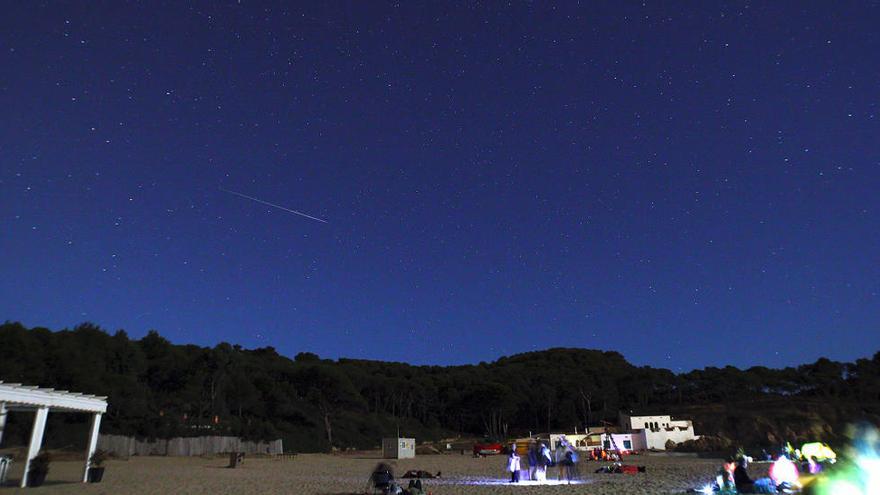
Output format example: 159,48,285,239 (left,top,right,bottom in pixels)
769,456,799,486
821,479,862,495
448,477,587,486
810,424,880,495
802,442,837,462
